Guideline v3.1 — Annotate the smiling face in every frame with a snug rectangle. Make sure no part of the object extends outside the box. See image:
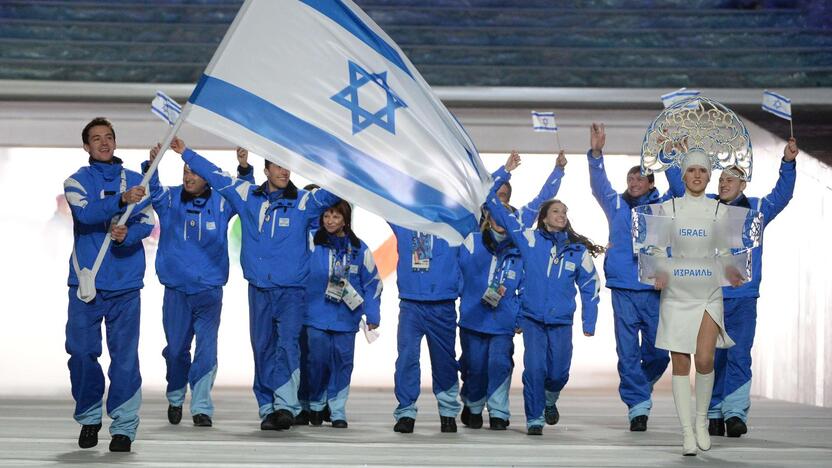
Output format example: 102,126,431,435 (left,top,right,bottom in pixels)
264,162,291,190
543,201,568,232
182,165,208,195
83,125,116,162
323,208,346,236
626,171,654,198
683,165,710,195
718,171,746,202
